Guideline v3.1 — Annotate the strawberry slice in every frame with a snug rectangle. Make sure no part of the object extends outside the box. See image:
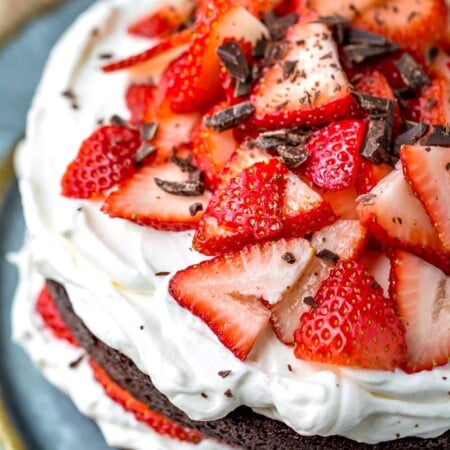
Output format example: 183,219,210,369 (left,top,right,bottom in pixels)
299,119,367,192
167,2,268,113
356,160,393,195
90,360,202,443
271,220,367,344
354,0,448,61
36,284,78,346
193,146,335,255
169,237,313,359
128,0,196,39
295,0,380,20
61,125,142,199
319,187,359,220
125,83,157,125
294,259,406,370
250,17,353,129
191,104,238,190
357,169,449,272
390,250,449,373
400,145,450,250
361,251,391,297
101,159,211,231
